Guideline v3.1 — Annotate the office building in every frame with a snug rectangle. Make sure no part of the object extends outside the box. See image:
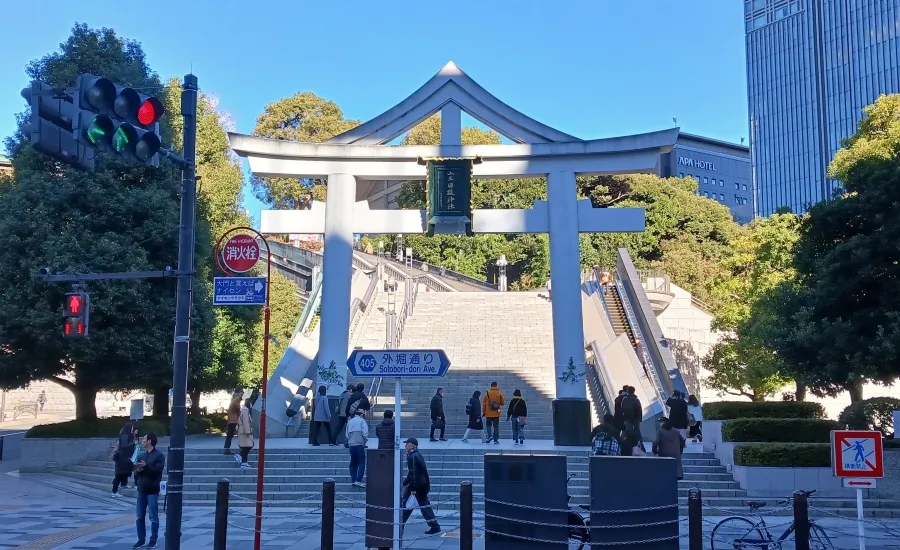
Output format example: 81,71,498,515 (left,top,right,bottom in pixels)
745,0,900,216
659,133,754,224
